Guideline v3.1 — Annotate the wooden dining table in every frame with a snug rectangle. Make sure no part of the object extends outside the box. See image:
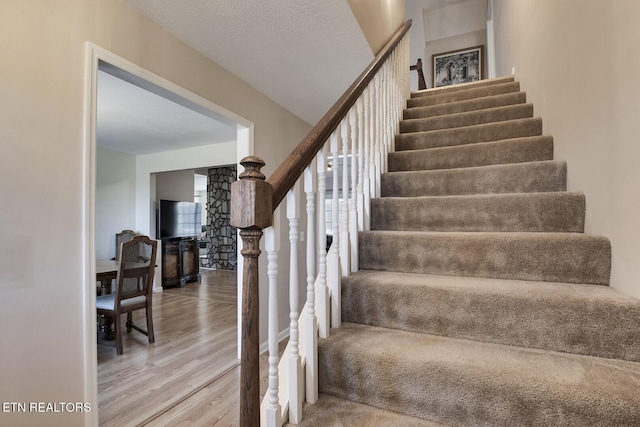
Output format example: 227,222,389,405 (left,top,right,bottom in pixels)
96,259,119,296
